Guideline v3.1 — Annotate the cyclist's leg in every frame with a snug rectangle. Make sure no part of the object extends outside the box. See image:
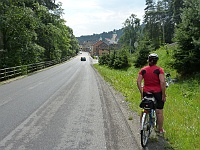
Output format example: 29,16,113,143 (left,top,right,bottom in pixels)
156,109,164,131
154,92,165,132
